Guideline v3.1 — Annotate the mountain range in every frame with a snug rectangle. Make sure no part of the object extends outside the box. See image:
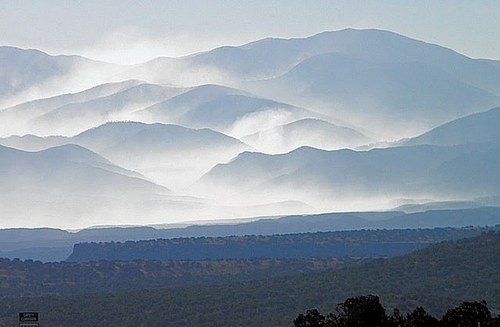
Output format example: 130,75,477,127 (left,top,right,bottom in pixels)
30,82,183,136
0,121,251,188
134,84,324,138
1,28,500,228
0,46,122,108
249,53,500,139
197,141,500,210
242,118,370,153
